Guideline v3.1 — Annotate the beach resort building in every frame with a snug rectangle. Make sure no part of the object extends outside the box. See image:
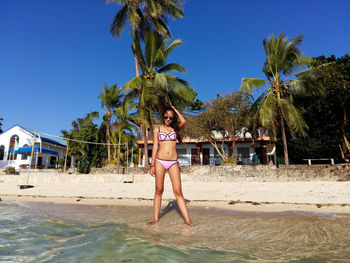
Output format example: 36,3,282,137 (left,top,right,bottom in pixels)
0,125,66,169
136,113,276,167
